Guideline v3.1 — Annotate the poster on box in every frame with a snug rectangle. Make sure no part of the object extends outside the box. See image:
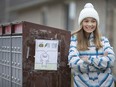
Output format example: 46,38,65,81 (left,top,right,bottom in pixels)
34,39,58,70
